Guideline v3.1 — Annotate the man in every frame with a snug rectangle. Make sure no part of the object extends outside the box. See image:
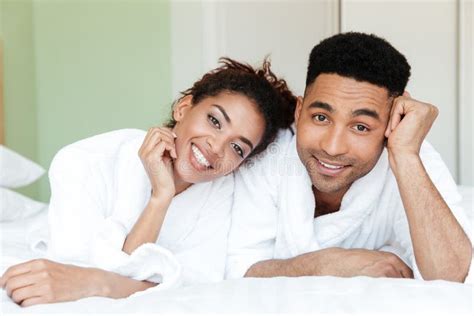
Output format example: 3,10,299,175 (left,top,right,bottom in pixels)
226,32,472,282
